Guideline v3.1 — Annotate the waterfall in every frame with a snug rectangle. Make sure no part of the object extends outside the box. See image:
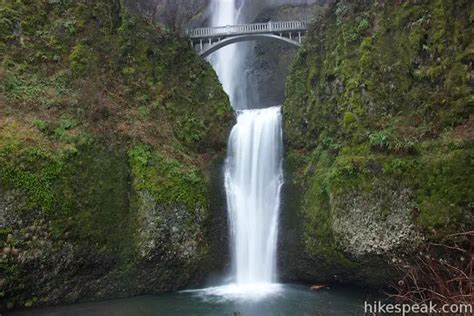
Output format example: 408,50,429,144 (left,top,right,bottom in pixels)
208,0,284,296
209,0,259,110
225,107,283,285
